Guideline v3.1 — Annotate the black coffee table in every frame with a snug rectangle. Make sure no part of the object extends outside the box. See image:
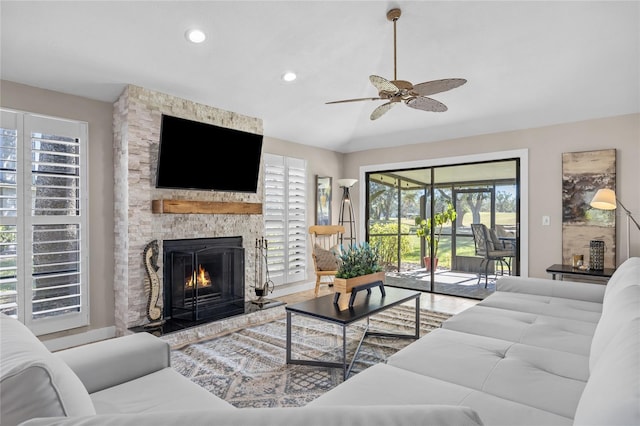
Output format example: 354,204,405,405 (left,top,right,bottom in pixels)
285,286,421,380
